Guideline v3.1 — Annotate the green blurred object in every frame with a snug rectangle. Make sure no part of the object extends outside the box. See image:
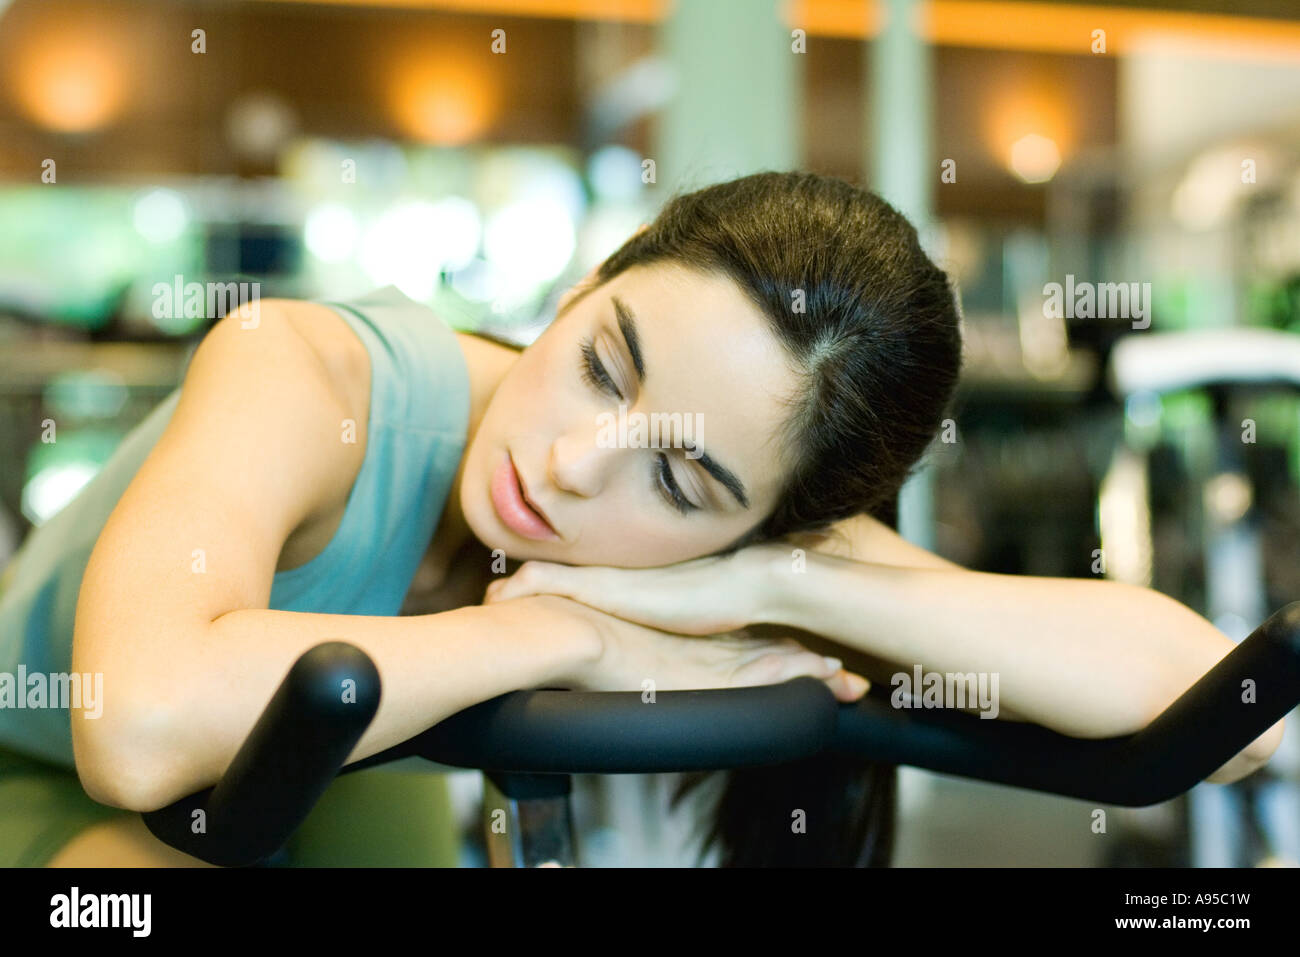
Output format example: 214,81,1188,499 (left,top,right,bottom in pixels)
0,185,199,330
0,746,464,867
1152,275,1190,330
1274,274,1299,332
20,428,125,525
284,766,461,867
1243,393,1300,443
1159,390,1215,474
0,747,131,867
44,371,130,421
1244,273,1300,331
